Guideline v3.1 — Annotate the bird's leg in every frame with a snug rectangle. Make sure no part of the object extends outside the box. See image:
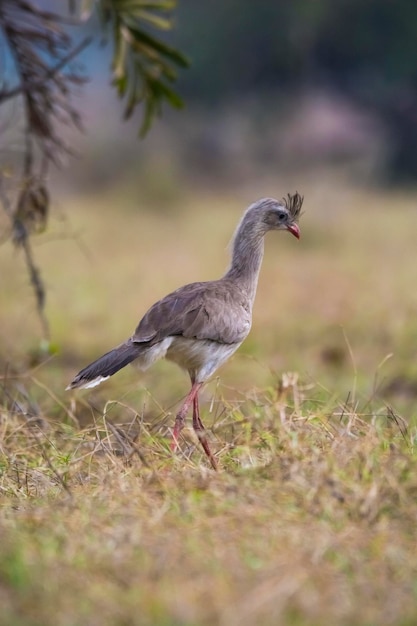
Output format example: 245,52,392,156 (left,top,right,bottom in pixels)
171,382,202,453
192,390,218,471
